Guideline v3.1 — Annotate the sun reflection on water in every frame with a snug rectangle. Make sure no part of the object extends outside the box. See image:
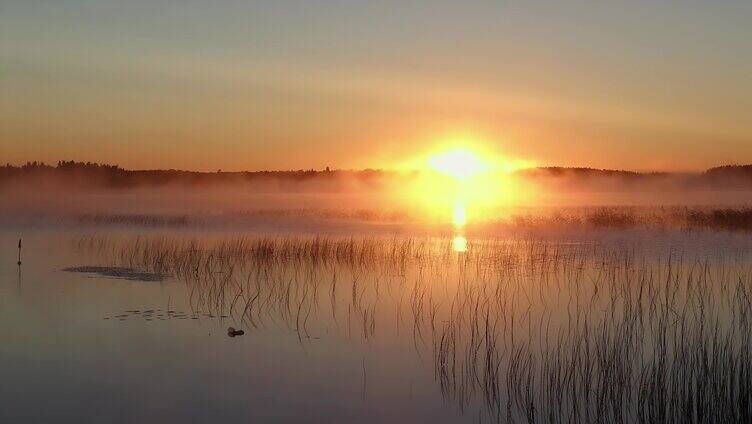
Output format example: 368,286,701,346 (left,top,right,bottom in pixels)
452,235,467,252
453,202,467,252
399,143,534,252
452,203,466,227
